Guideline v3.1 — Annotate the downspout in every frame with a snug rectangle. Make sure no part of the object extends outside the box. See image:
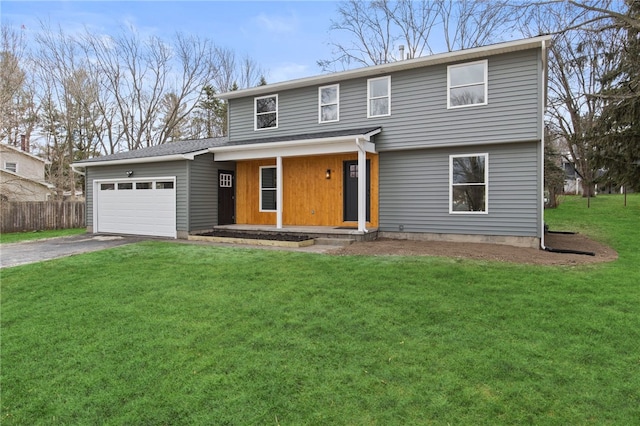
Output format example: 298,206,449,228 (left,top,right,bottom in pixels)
540,38,548,251
356,137,368,233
